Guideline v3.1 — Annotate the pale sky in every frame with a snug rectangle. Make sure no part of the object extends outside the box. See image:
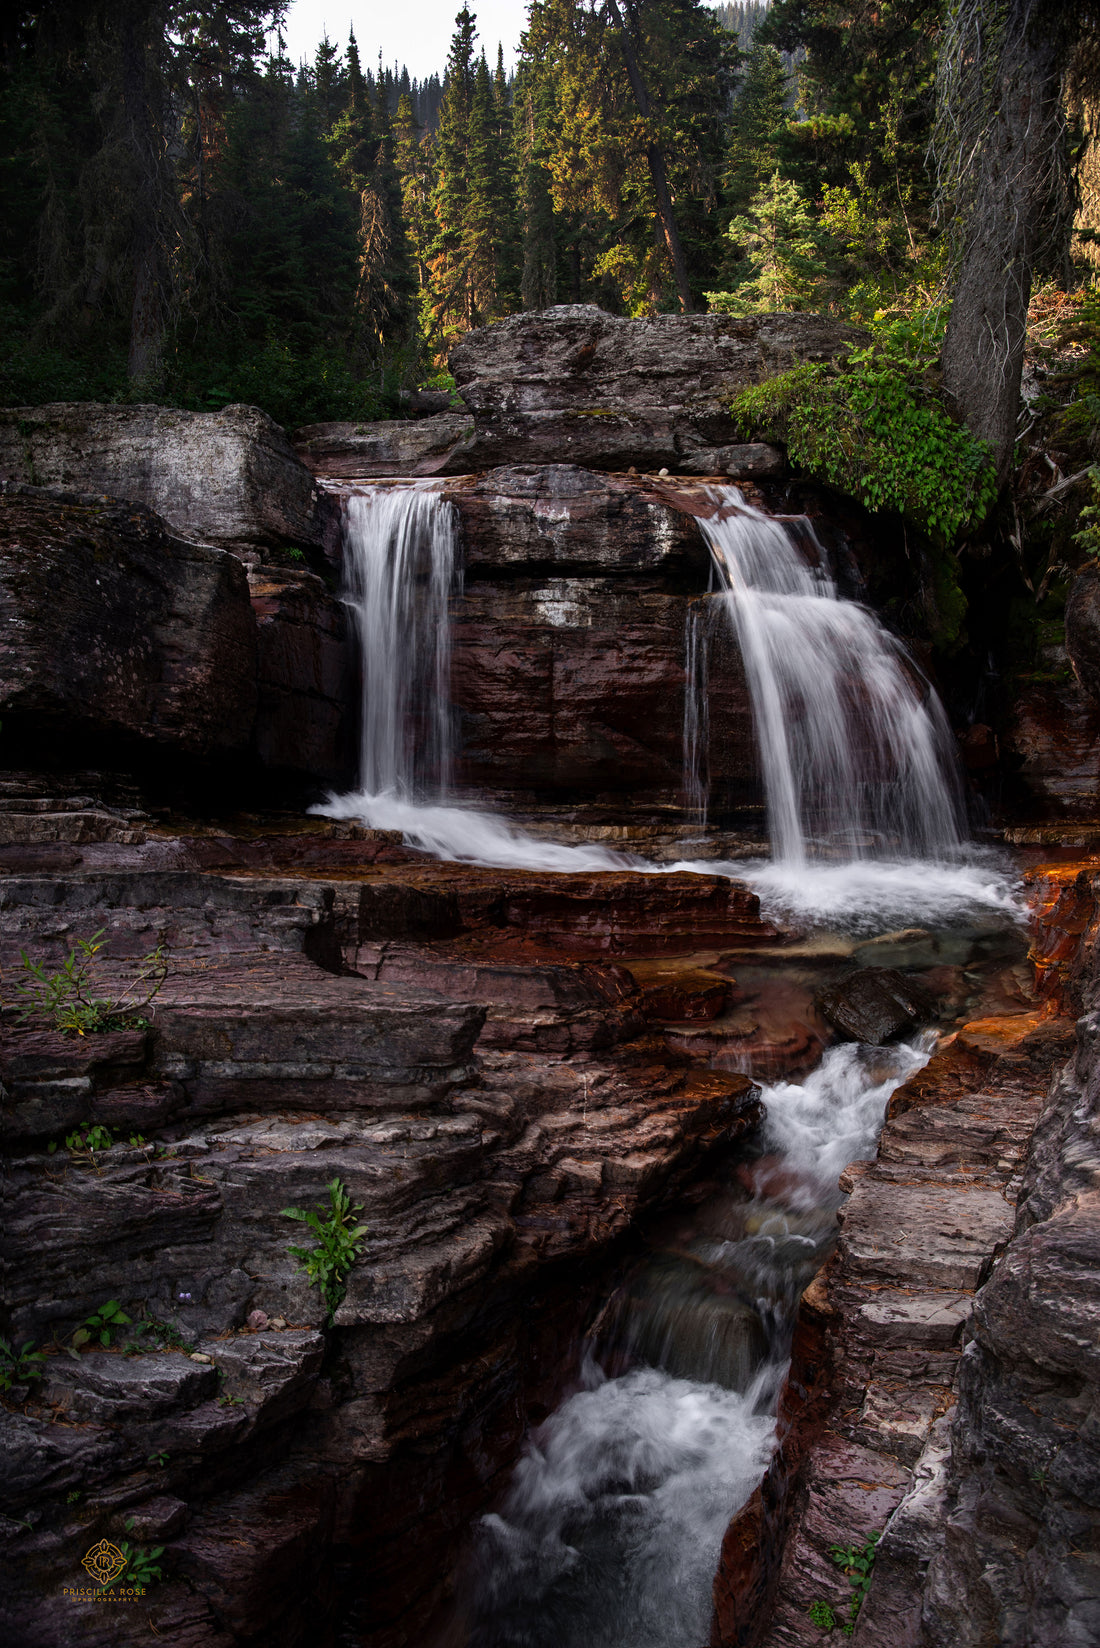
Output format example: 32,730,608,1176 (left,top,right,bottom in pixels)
276,0,530,81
